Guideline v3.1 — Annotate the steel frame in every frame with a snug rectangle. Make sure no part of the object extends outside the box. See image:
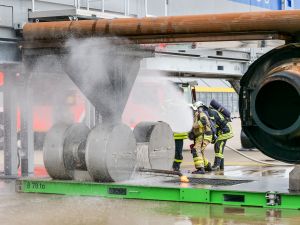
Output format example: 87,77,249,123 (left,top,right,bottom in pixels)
16,178,300,210
19,72,34,176
3,64,18,177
